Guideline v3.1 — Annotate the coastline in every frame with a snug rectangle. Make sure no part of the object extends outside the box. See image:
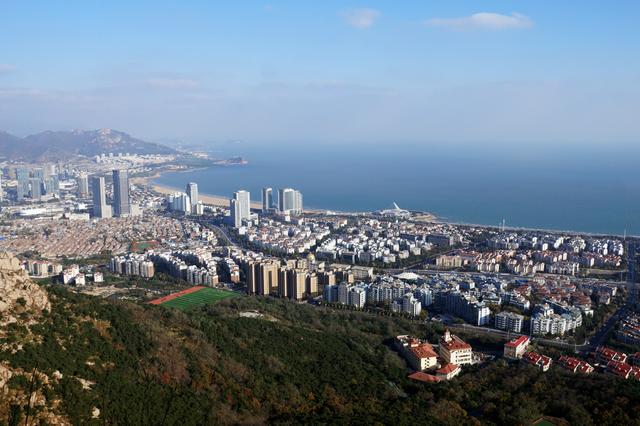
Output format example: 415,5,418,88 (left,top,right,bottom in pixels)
136,167,430,216
133,167,638,237
133,172,262,209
